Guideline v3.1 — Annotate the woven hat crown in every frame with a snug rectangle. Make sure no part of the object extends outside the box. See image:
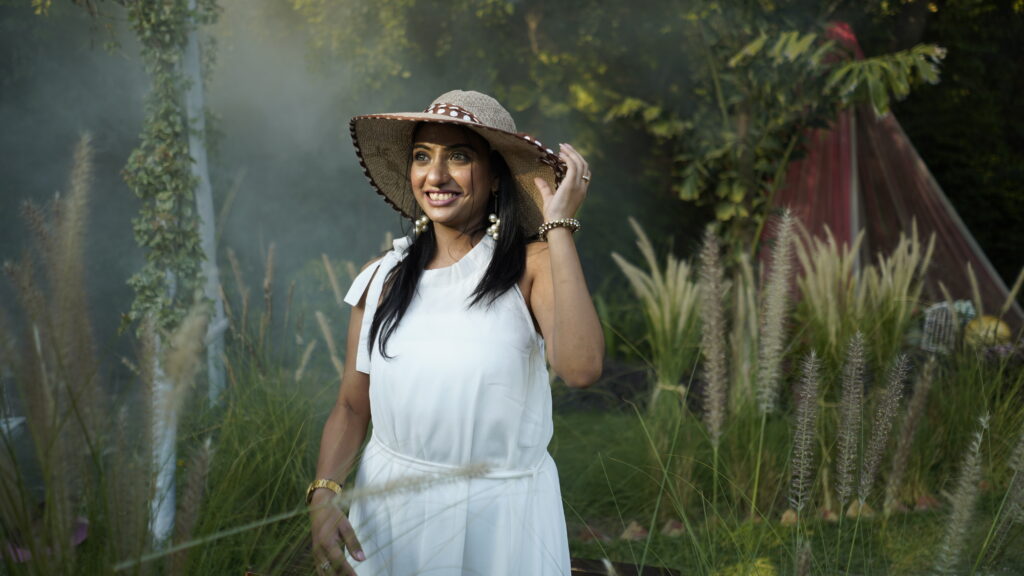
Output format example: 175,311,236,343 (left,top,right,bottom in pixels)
428,90,517,133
